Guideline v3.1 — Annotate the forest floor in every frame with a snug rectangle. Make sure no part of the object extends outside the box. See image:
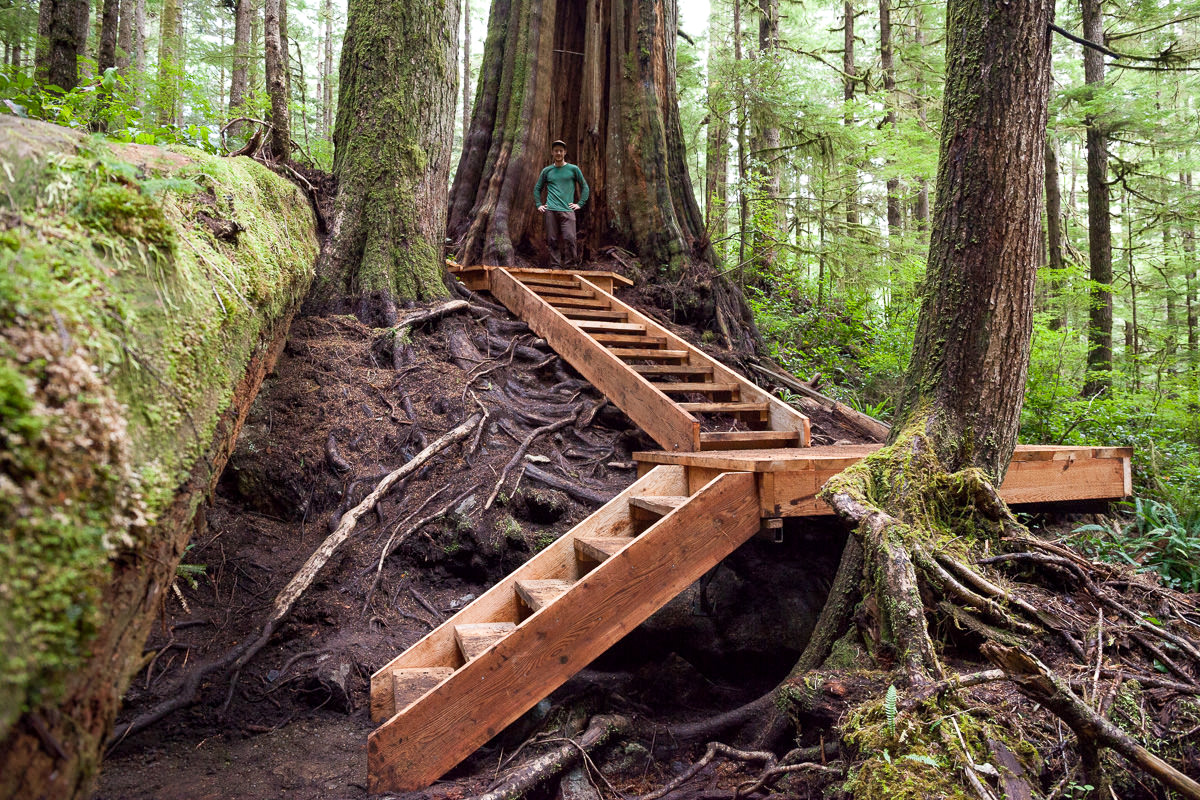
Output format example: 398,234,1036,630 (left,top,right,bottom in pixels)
95,263,865,799
93,259,1177,800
